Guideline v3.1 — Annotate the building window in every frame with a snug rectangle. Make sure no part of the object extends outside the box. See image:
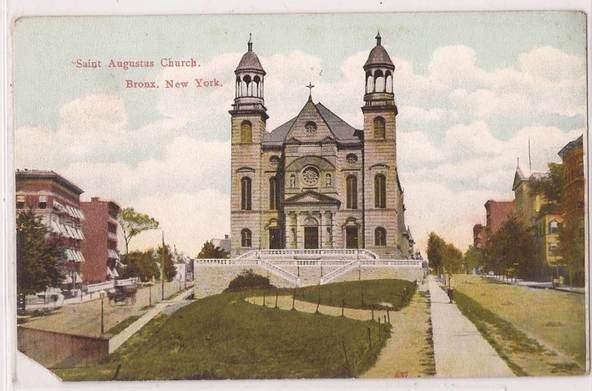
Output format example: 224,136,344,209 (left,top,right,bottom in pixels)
375,227,387,246
375,174,386,208
301,166,320,187
240,120,252,143
304,121,317,135
16,195,25,209
325,173,332,187
549,220,559,234
241,229,252,247
38,195,47,209
346,153,358,164
548,243,559,257
240,177,252,210
269,155,280,166
346,175,358,209
269,176,279,210
373,117,385,139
